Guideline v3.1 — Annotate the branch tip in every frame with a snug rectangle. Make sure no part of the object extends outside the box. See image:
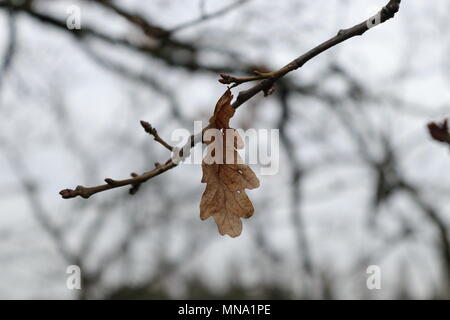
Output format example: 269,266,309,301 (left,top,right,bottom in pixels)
59,185,90,199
